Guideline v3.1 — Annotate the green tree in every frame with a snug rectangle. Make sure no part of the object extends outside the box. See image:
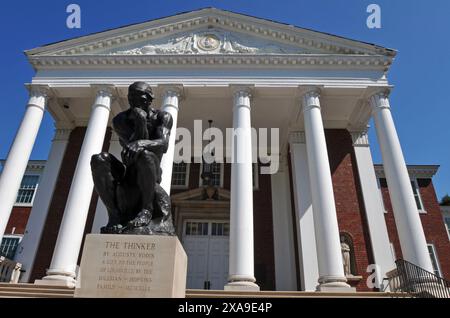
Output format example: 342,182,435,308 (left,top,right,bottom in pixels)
440,194,450,206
